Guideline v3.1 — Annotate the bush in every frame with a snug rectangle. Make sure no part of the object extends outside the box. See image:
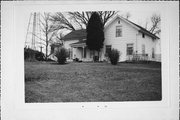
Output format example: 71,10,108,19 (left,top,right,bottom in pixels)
108,49,120,65
55,47,68,64
93,56,99,62
35,51,45,61
24,48,45,61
